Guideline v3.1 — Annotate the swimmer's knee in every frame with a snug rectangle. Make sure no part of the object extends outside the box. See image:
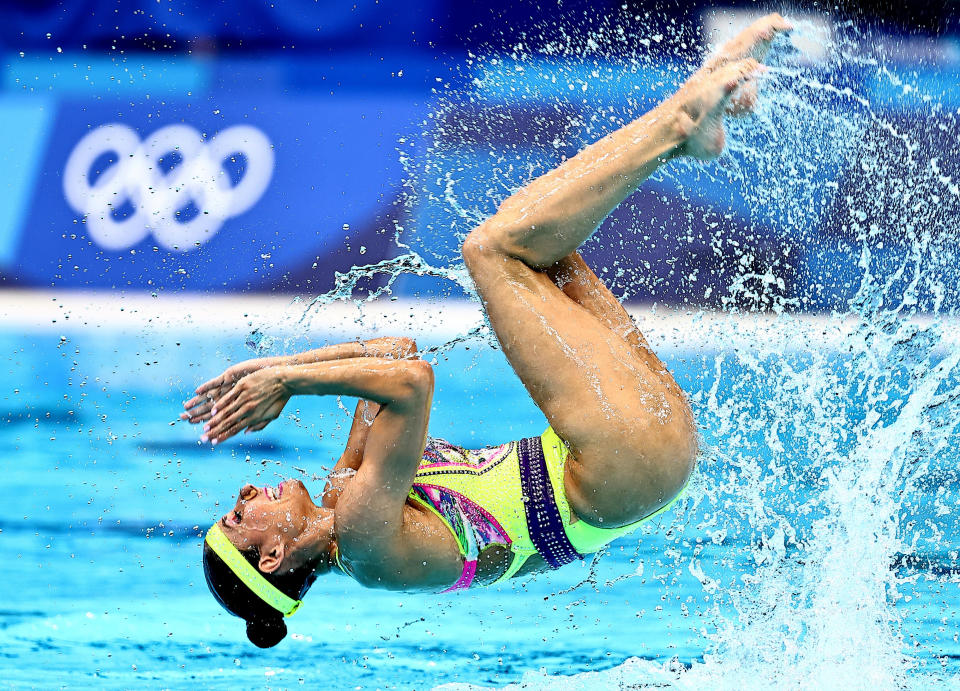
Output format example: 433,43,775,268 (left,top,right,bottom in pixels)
462,224,514,272
655,424,699,503
463,221,553,270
